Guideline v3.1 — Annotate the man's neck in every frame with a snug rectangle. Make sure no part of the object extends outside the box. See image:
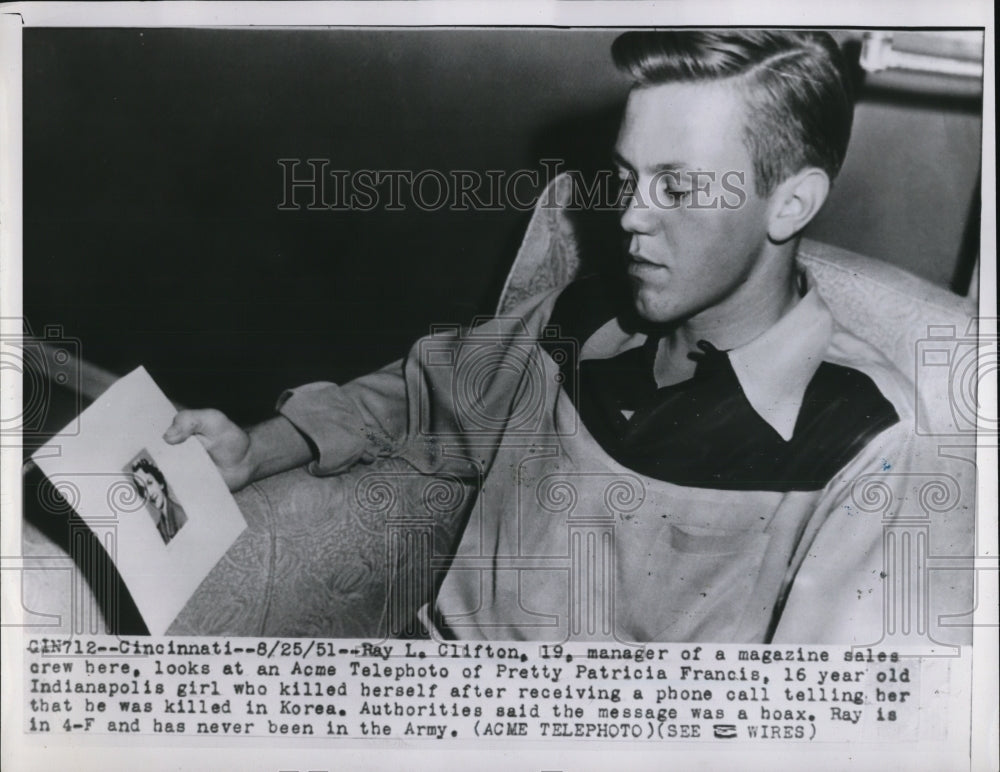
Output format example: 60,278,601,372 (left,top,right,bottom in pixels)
652,250,801,387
